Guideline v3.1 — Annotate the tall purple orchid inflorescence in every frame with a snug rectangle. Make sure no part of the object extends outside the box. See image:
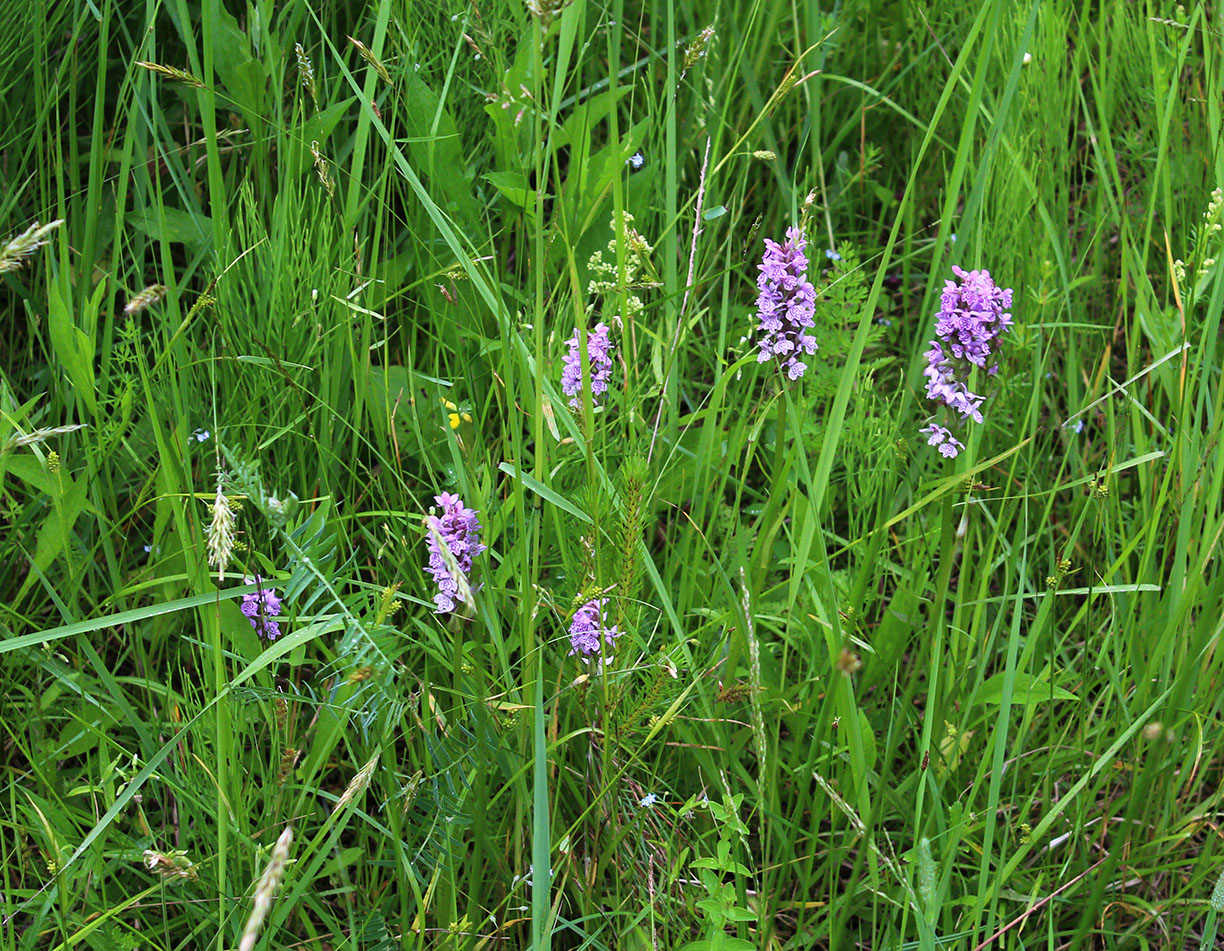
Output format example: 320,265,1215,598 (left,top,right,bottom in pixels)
755,225,818,380
567,598,622,659
561,322,615,410
241,582,283,640
424,492,487,614
920,265,1013,459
